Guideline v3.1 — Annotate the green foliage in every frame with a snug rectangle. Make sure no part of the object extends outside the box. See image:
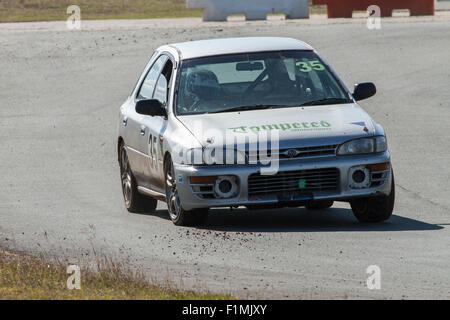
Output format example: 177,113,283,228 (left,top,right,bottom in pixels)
0,249,233,300
0,0,202,22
